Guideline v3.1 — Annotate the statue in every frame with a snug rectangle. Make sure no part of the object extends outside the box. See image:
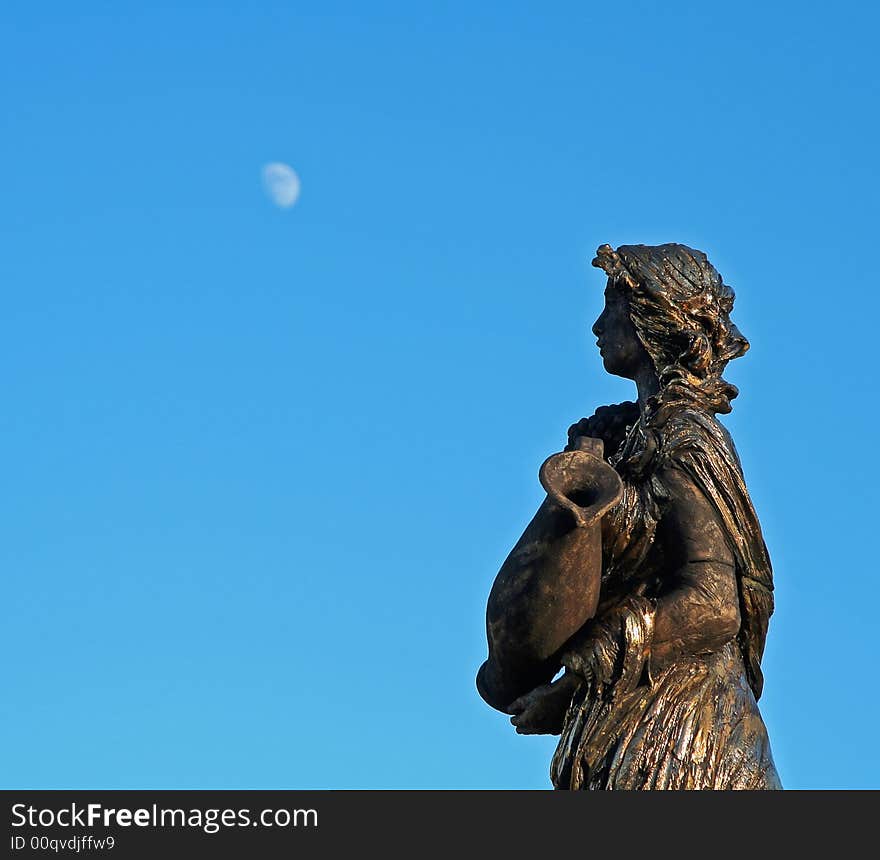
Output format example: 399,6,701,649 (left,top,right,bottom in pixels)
477,243,782,790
